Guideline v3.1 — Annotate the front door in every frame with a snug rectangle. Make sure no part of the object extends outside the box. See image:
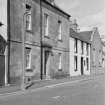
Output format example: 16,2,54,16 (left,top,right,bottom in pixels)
0,35,6,86
81,57,84,75
44,50,50,78
0,55,5,86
